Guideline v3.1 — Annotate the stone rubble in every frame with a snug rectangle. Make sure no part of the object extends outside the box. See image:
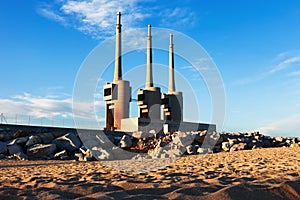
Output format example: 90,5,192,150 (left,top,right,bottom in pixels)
0,127,299,161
